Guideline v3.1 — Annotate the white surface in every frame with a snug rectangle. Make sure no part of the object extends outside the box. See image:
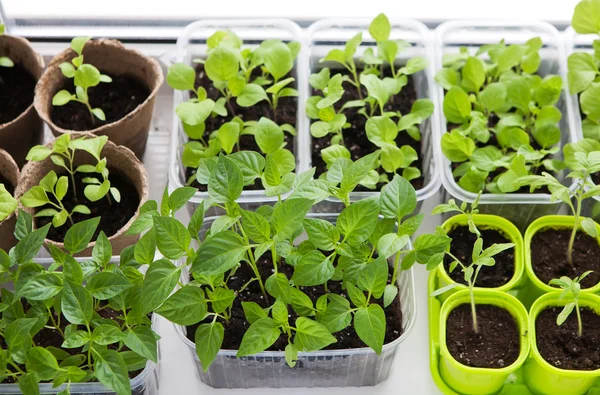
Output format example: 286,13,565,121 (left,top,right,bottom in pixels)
1,0,580,25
